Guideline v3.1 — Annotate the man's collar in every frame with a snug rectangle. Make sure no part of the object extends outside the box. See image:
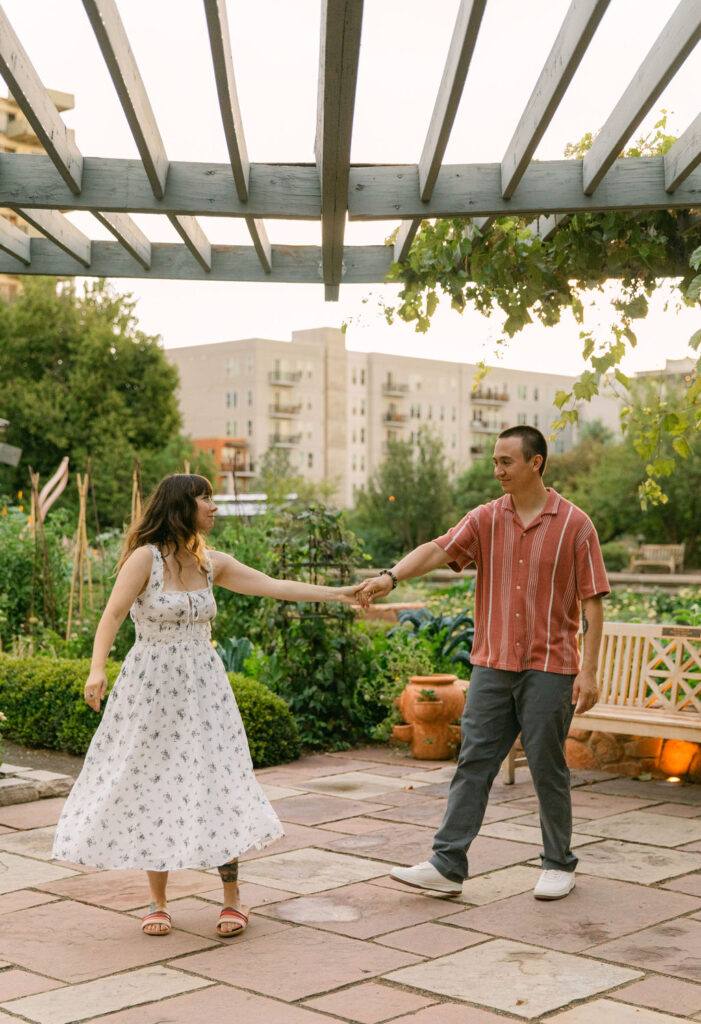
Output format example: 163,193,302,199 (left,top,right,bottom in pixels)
502,487,561,516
